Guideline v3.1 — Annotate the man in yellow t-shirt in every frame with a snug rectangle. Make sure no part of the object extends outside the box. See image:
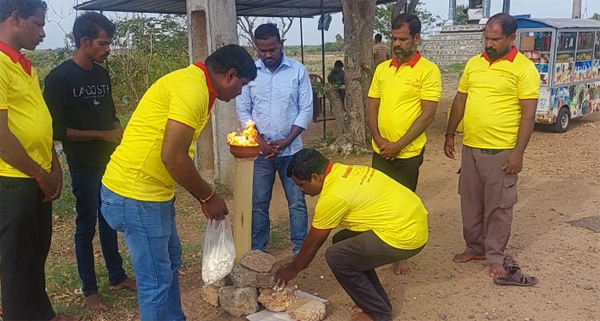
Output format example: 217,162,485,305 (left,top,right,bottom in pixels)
445,13,539,287
0,1,79,321
274,149,428,321
367,13,441,276
100,45,256,320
